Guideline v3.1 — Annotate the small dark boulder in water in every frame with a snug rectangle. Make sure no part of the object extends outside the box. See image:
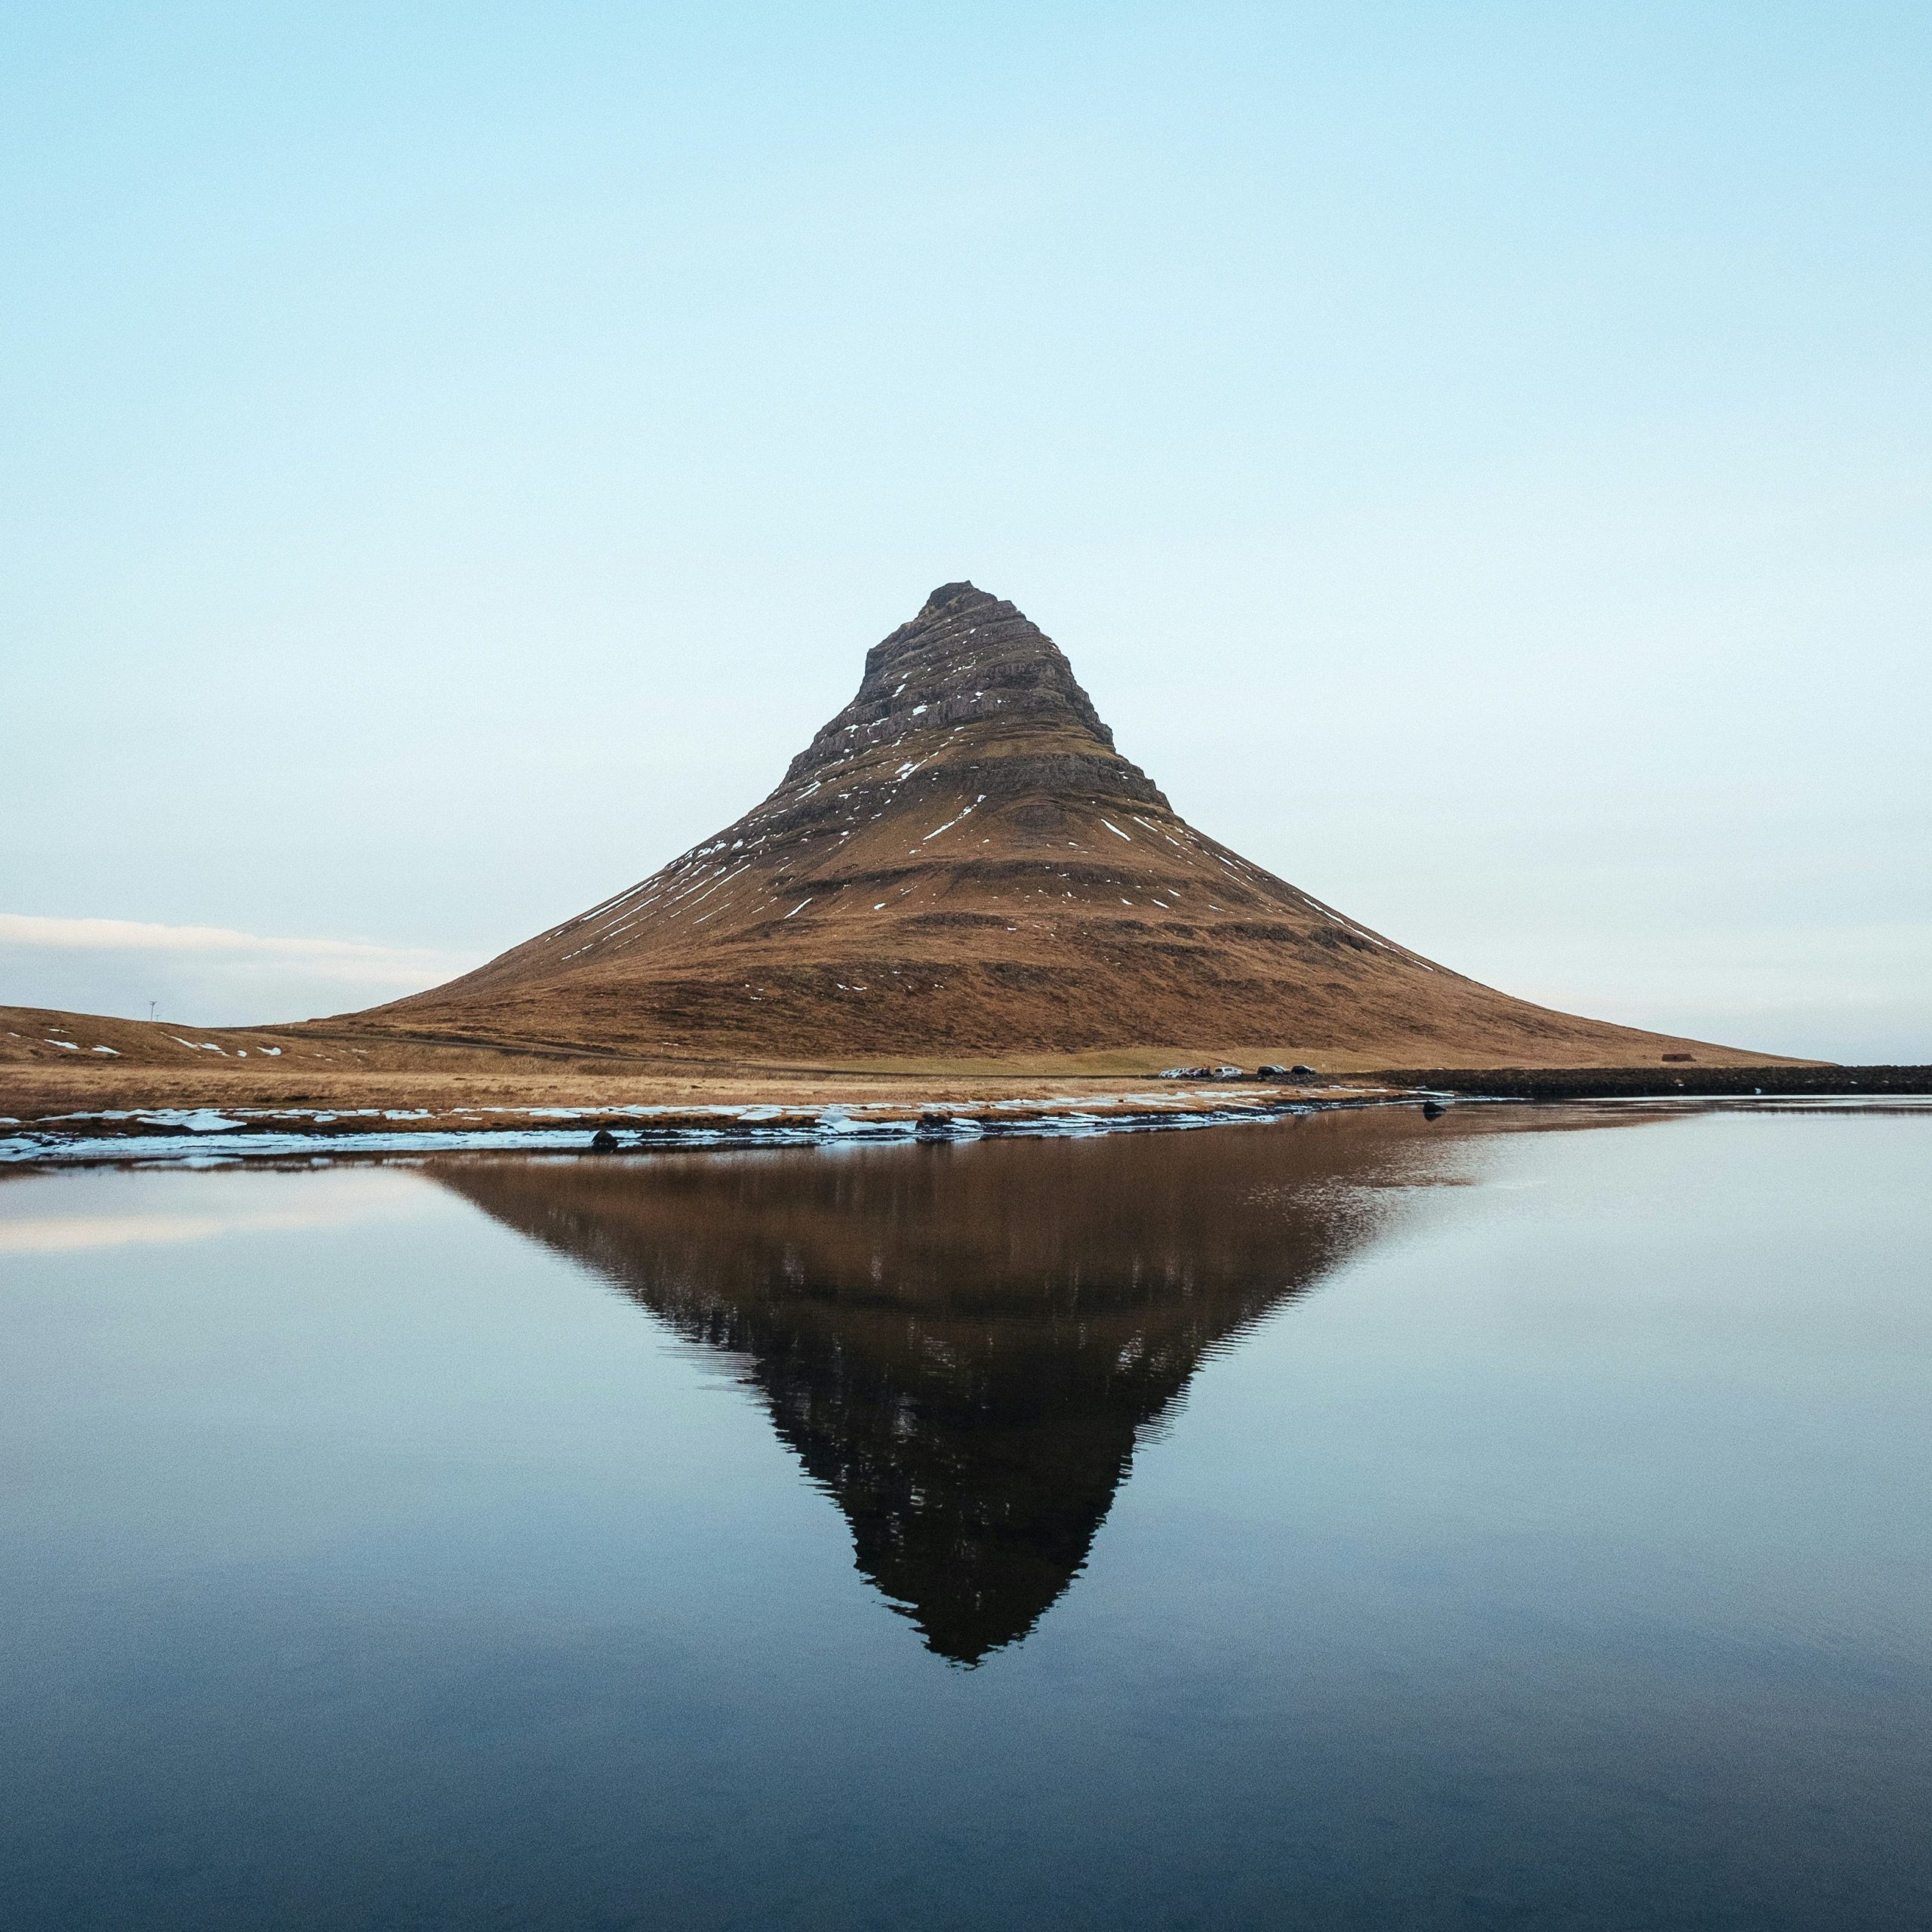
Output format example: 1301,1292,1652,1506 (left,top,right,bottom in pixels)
1420,1100,1447,1121
589,1128,620,1152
